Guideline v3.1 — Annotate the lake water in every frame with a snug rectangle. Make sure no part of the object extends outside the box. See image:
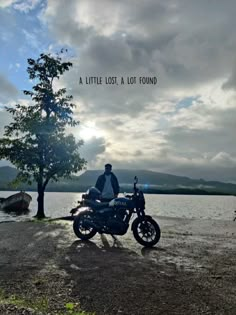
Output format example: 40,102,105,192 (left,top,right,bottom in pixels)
0,191,236,222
